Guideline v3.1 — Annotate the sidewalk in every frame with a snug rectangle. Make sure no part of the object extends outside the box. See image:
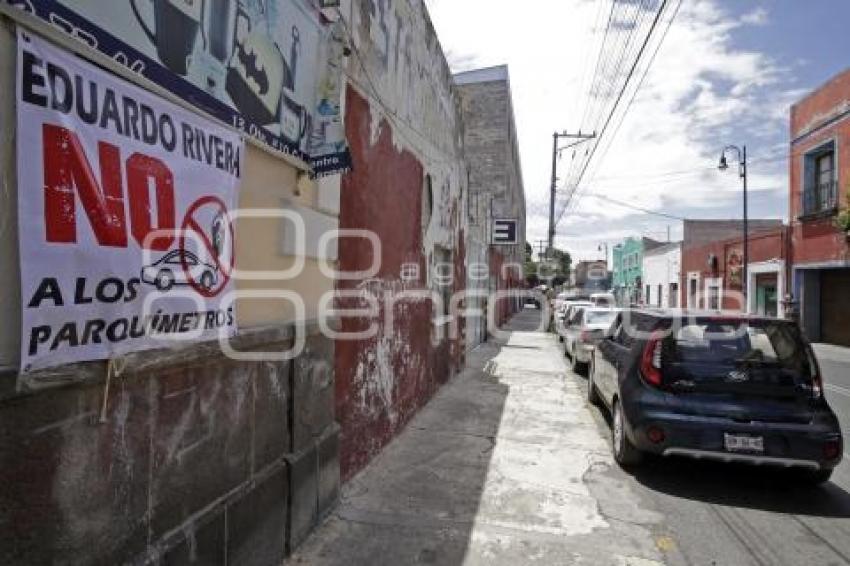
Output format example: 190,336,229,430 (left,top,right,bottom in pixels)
285,309,671,565
813,342,850,364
